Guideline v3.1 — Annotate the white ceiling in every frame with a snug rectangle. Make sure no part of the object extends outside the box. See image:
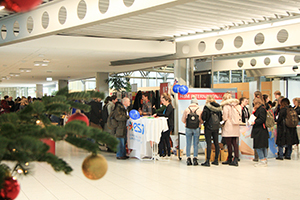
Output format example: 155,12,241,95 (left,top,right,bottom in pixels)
1,0,300,87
